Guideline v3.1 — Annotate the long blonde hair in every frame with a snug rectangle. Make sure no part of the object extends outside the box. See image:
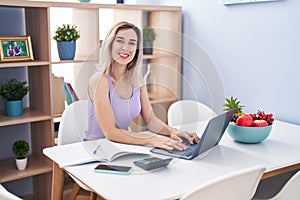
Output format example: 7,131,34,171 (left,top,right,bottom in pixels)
96,21,143,85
